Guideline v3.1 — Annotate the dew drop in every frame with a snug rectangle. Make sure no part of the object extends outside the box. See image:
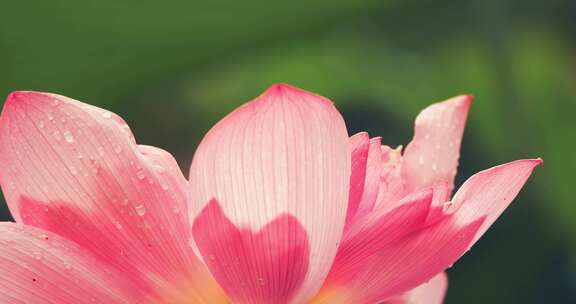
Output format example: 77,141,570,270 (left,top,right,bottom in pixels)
135,204,146,216
114,145,122,154
161,183,169,191
47,114,54,121
101,112,112,119
431,163,438,171
257,278,266,286
52,99,60,106
63,130,74,143
418,155,425,165
37,121,45,129
114,221,123,230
